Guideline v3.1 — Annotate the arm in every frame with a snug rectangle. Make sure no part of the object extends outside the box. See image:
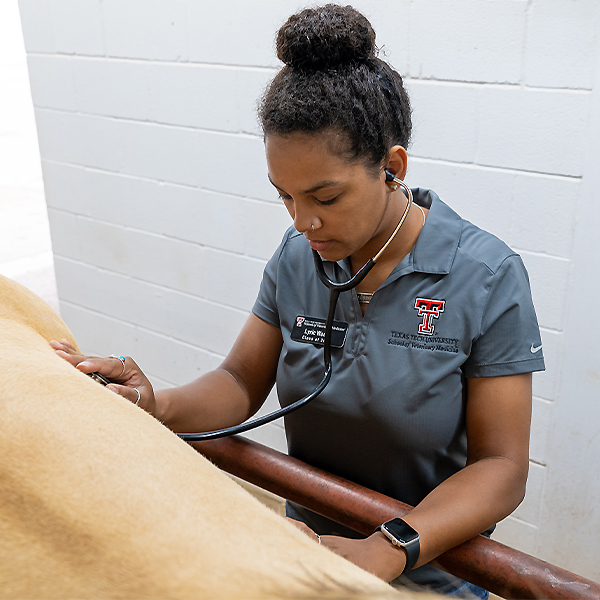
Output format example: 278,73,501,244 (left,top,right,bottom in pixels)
155,314,283,433
318,372,532,581
52,314,283,434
